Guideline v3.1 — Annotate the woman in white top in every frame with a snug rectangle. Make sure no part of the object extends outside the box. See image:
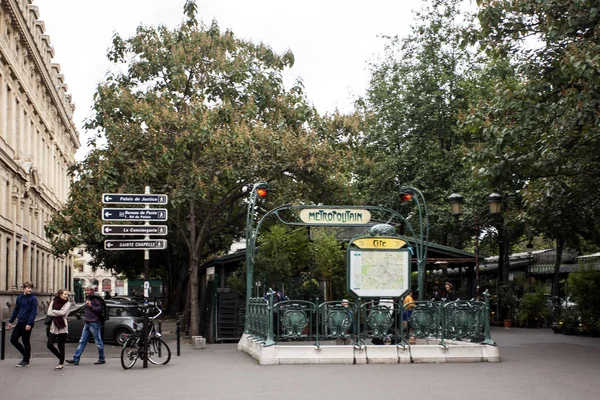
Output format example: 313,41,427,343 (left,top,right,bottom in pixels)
46,289,71,370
